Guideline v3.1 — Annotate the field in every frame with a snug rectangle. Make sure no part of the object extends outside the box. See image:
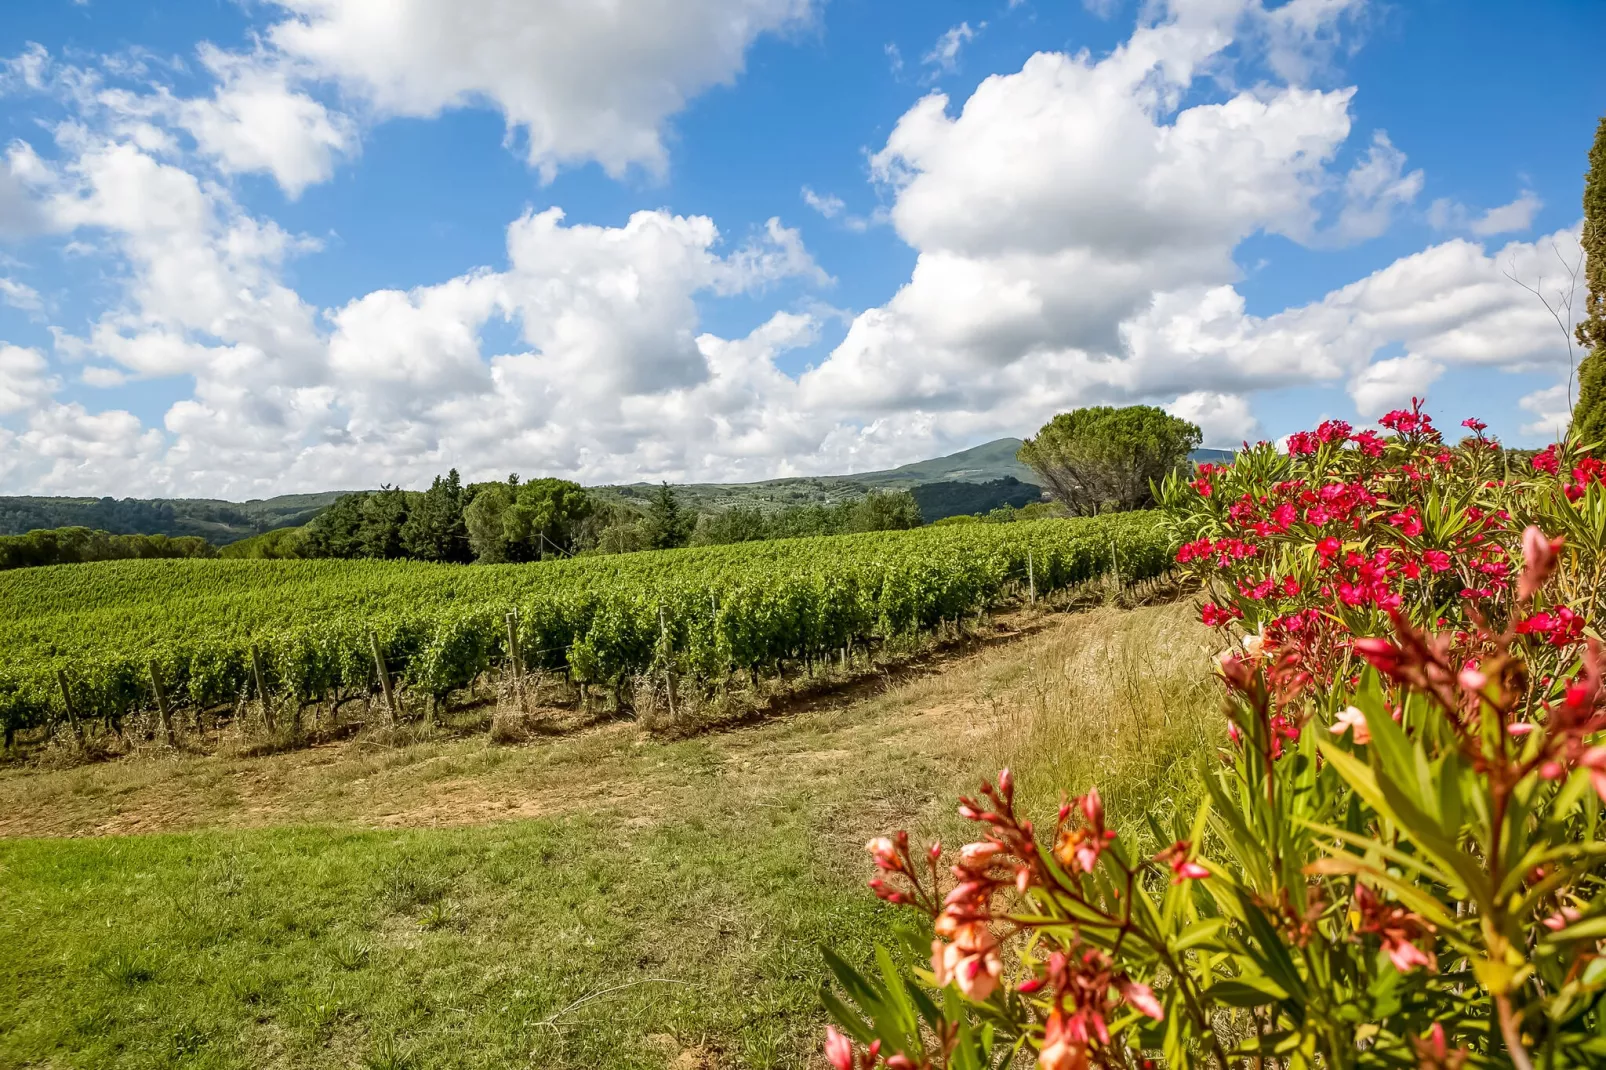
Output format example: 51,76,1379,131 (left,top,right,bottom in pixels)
0,601,1219,1069
0,513,1173,744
